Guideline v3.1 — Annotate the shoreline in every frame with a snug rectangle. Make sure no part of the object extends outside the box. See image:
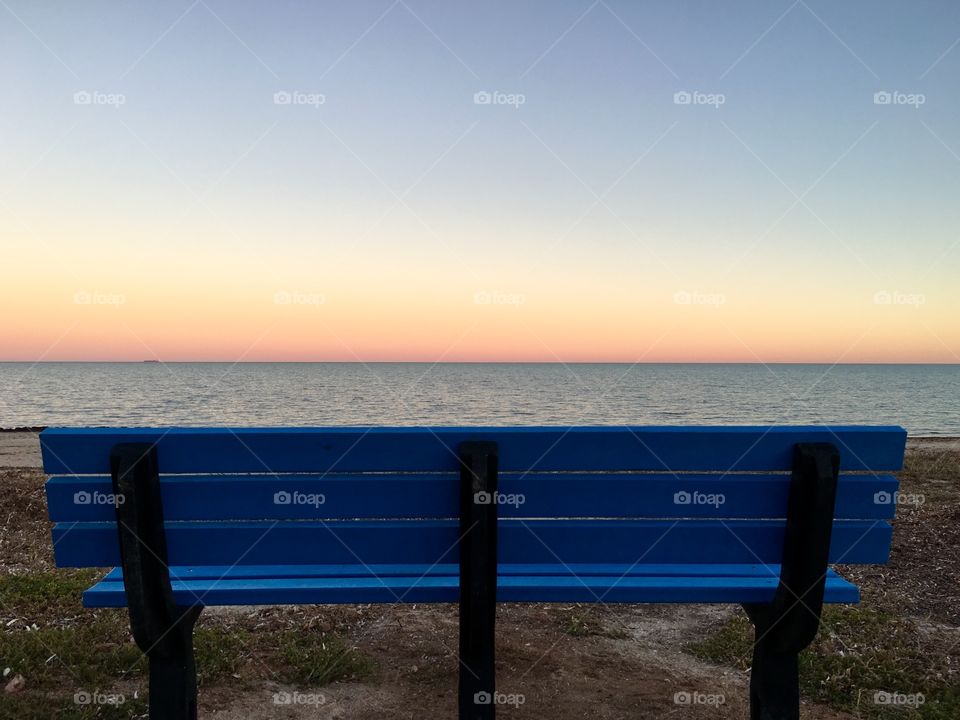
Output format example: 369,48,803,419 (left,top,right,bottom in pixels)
3,361,959,364
3,429,957,469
